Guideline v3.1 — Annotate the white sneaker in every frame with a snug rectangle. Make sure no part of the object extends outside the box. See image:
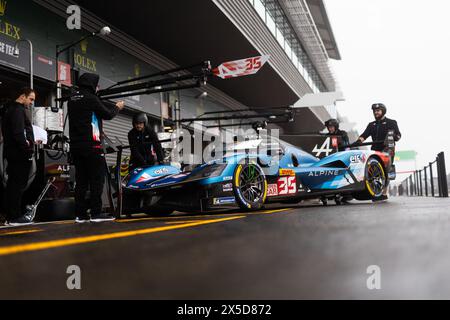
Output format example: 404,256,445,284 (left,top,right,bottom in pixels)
75,216,90,224
6,216,34,227
90,213,116,223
